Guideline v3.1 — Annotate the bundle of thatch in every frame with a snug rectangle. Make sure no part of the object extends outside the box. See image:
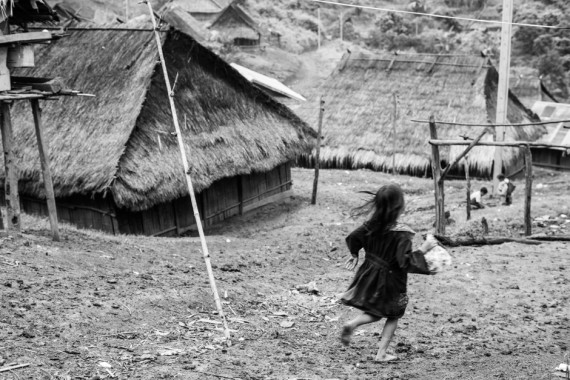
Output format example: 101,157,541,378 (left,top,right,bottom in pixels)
294,51,545,177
